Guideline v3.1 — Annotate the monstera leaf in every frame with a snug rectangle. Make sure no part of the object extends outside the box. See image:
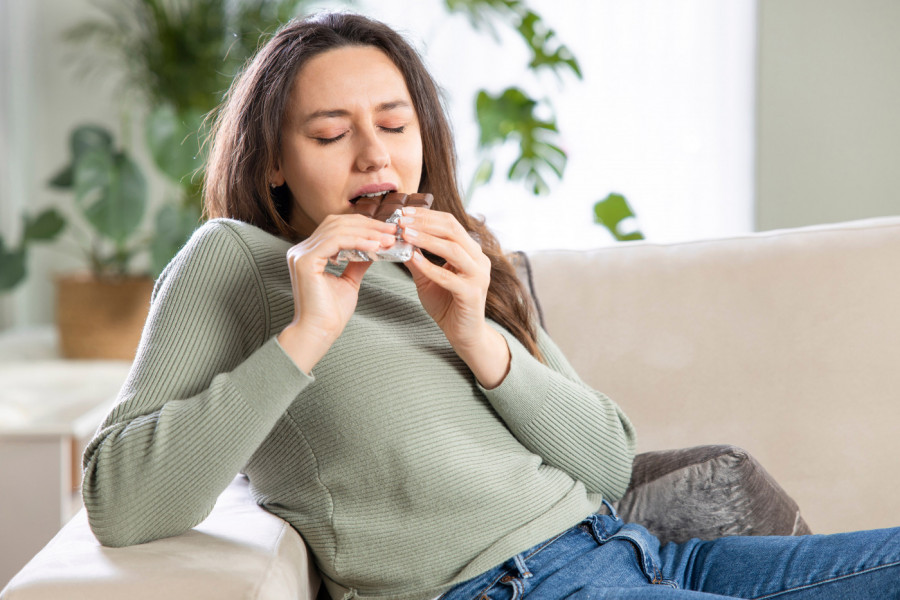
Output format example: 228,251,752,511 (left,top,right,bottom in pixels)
48,125,114,188
43,124,150,277
476,87,567,195
72,147,147,245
